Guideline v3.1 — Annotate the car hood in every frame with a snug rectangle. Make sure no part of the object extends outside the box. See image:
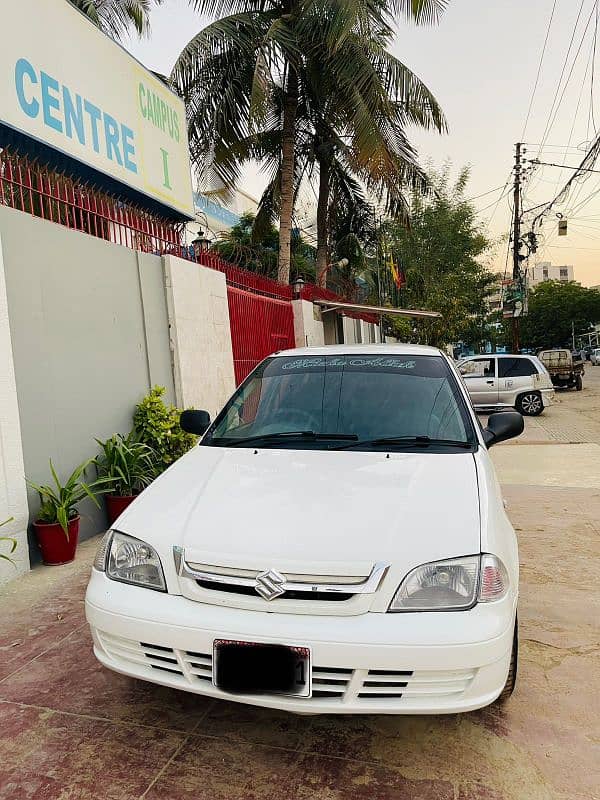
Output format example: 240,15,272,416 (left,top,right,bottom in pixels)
118,445,481,576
